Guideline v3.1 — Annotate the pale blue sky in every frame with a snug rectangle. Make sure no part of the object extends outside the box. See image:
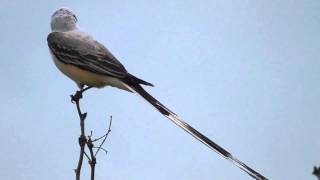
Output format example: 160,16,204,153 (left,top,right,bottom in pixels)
0,1,319,180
